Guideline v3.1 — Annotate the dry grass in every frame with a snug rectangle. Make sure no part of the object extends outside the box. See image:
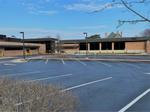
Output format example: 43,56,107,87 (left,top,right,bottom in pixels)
0,78,77,112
